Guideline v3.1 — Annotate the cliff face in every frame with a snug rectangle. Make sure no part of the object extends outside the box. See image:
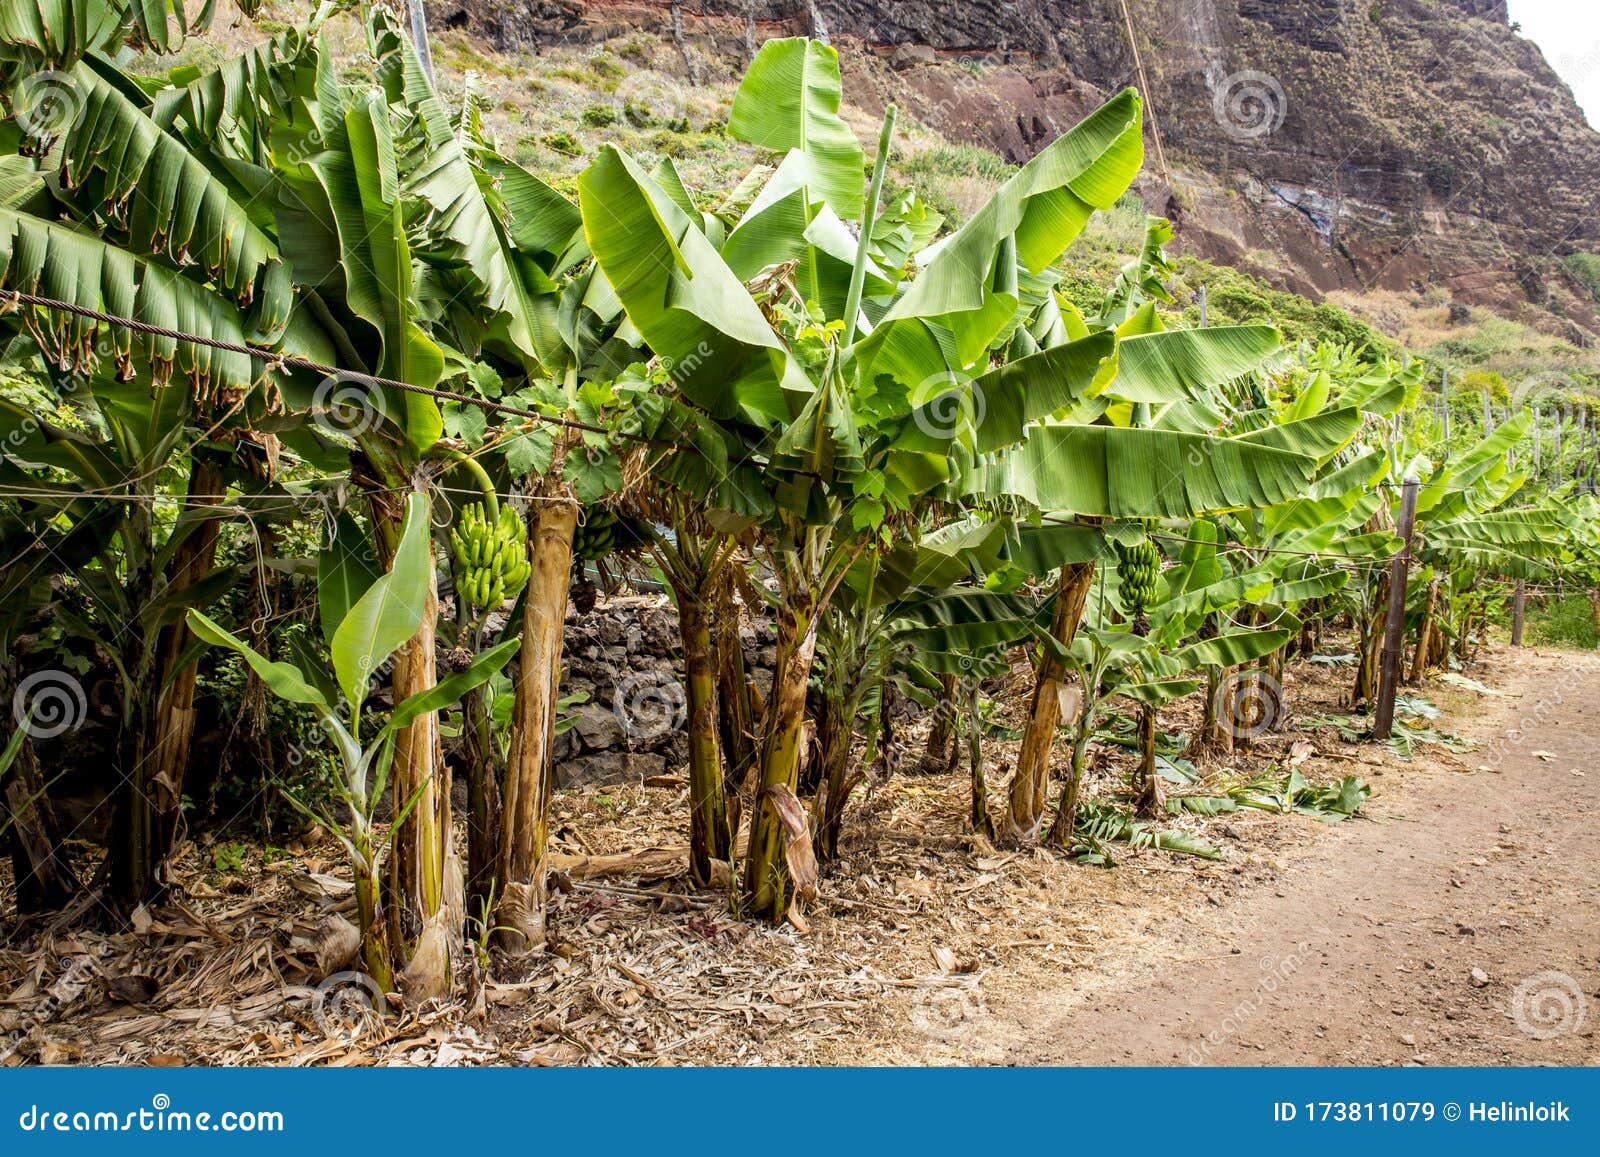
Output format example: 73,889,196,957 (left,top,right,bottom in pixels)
433,0,1600,334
